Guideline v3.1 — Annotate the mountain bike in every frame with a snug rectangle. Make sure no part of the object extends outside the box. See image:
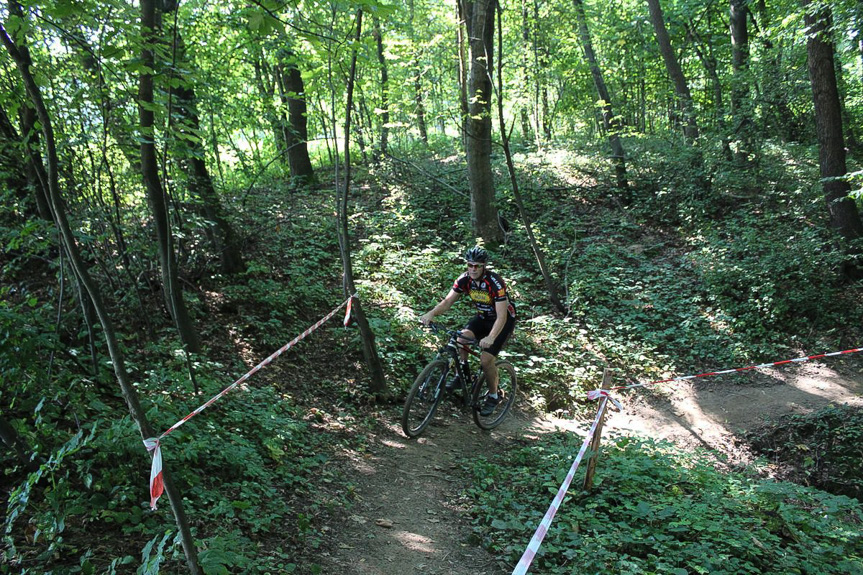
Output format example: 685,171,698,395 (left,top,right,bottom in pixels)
401,323,518,438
